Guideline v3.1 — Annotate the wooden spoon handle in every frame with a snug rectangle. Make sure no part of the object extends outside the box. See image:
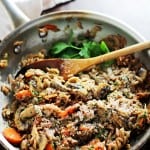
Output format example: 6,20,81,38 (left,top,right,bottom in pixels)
62,41,150,78
89,41,150,65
